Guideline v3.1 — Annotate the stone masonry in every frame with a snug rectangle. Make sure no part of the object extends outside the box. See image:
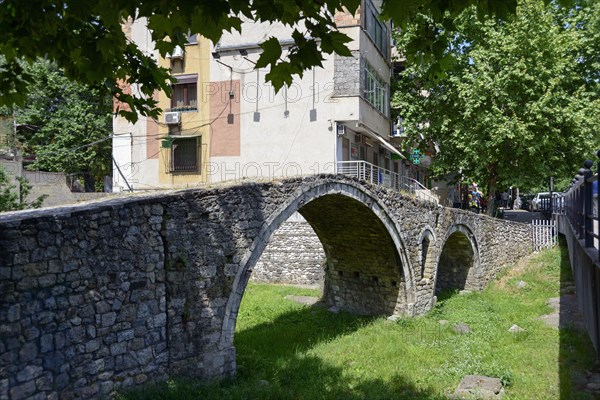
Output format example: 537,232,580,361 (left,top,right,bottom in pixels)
0,175,533,399
333,51,361,97
253,212,325,287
